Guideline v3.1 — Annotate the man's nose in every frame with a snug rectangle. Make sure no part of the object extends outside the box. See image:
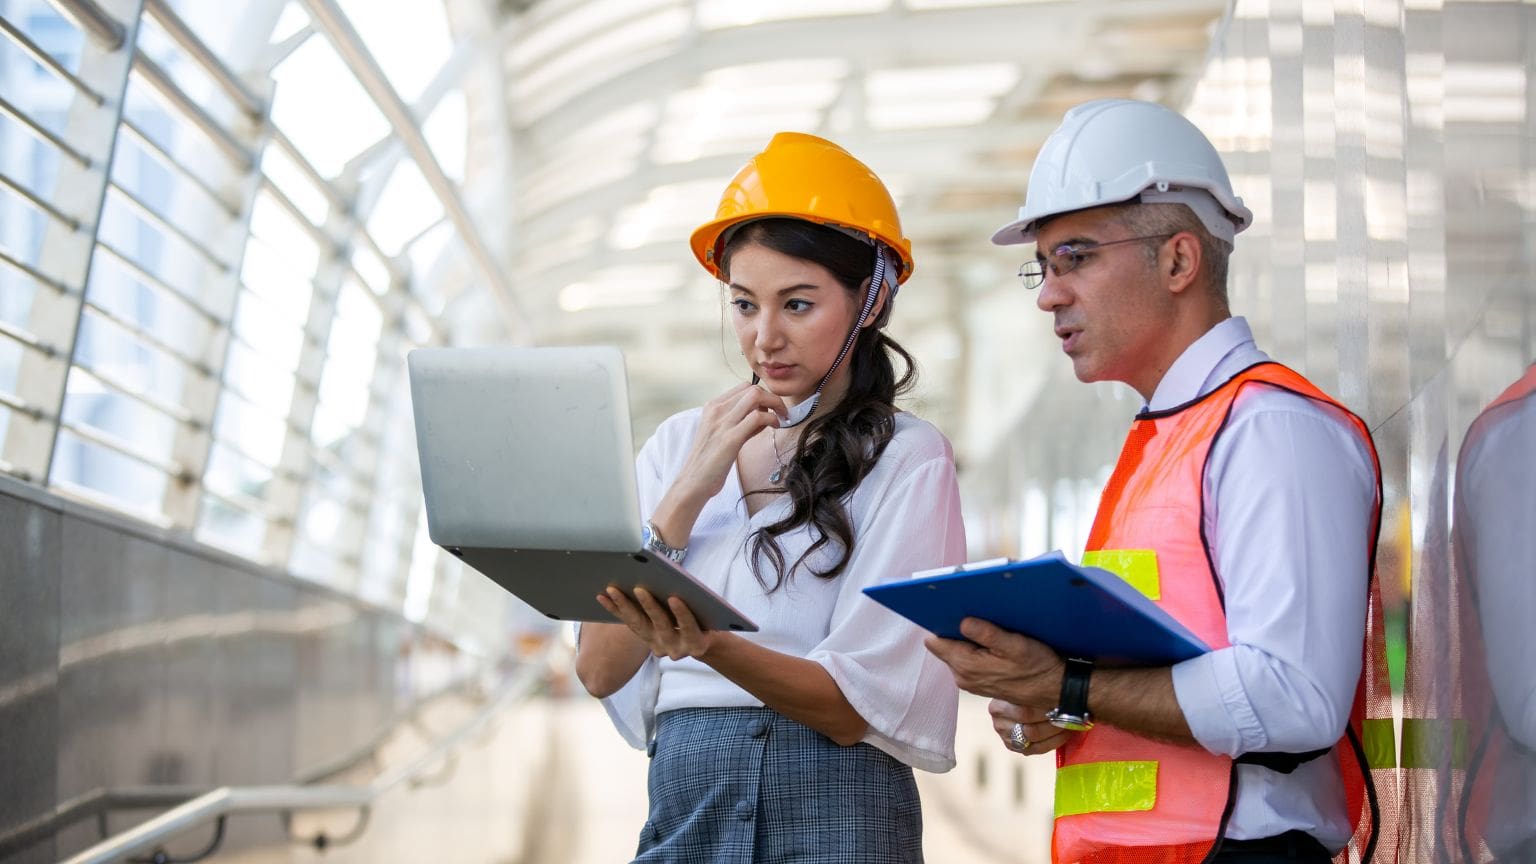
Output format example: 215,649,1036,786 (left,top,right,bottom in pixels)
1036,270,1068,312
